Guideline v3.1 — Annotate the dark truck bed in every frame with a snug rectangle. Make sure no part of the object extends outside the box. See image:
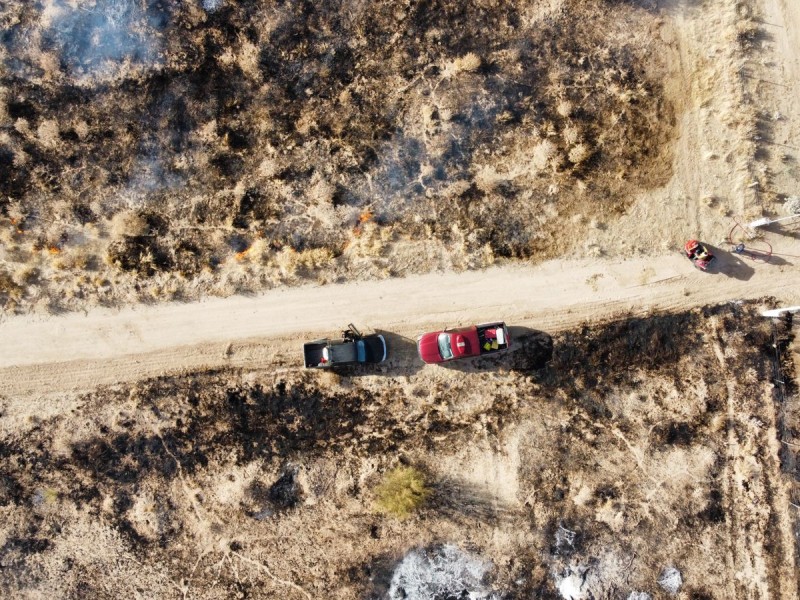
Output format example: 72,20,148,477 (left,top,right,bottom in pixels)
303,334,386,368
476,322,509,355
